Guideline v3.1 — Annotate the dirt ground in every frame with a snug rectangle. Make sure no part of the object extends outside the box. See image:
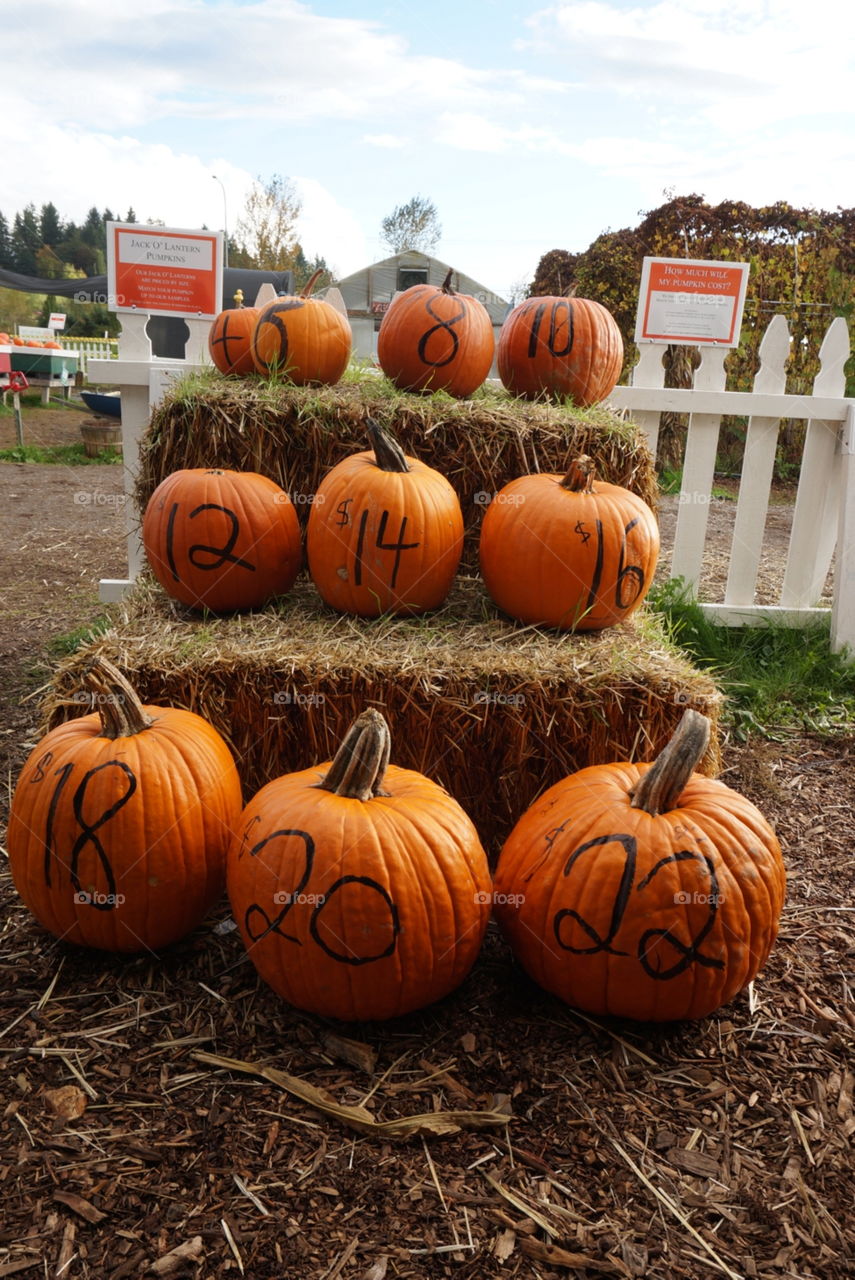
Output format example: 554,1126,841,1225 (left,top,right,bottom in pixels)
0,403,853,1280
